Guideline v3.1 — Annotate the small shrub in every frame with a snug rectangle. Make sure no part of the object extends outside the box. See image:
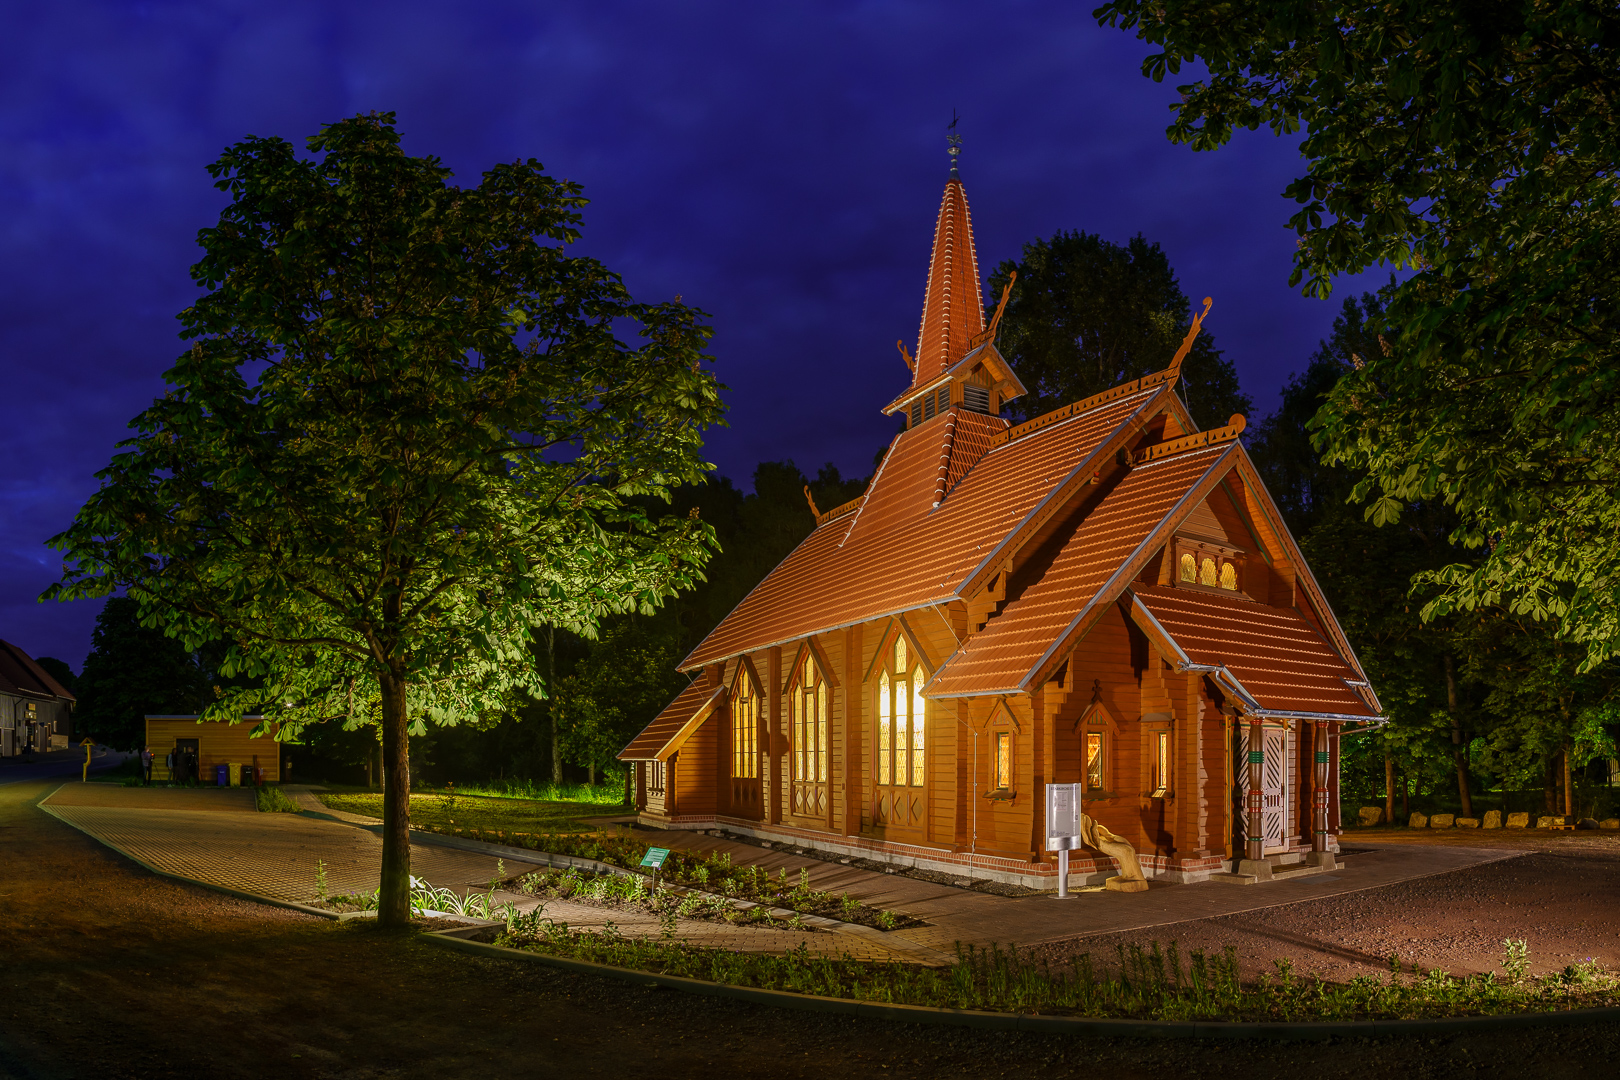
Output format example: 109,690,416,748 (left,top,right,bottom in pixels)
256,786,301,813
